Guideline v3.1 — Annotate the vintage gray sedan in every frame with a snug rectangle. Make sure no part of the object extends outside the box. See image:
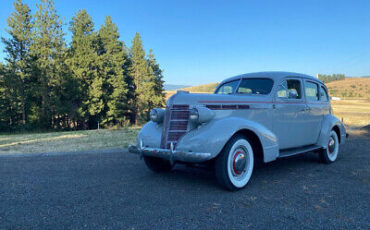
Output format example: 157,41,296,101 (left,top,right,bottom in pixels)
129,72,348,190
